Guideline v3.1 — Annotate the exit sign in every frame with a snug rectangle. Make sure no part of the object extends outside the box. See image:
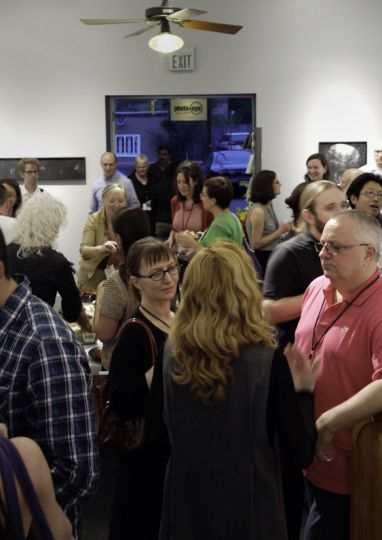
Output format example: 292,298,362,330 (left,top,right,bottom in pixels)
168,45,195,71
